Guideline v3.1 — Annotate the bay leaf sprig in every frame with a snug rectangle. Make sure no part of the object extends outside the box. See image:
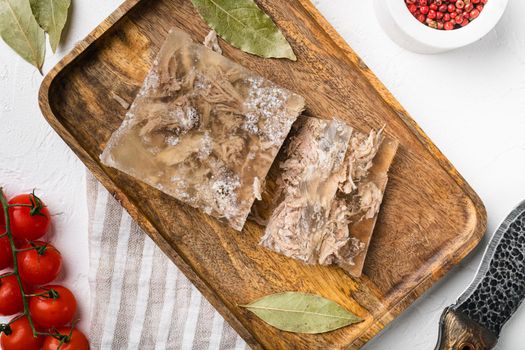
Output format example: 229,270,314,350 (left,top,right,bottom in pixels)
0,0,46,70
0,0,70,70
242,292,363,334
191,0,296,61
